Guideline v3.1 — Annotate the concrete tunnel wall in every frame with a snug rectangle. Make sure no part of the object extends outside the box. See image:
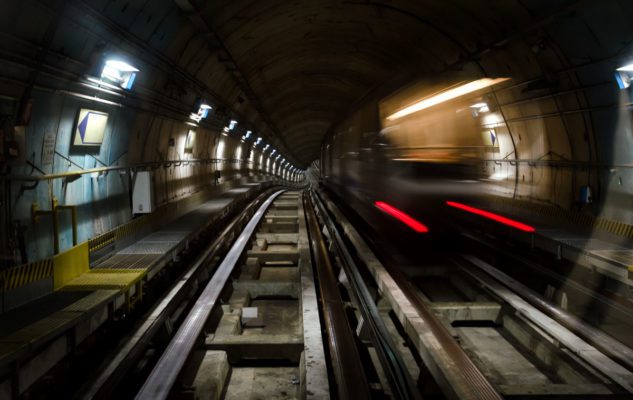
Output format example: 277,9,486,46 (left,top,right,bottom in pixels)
1,84,282,262
1,0,633,263
0,0,299,263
